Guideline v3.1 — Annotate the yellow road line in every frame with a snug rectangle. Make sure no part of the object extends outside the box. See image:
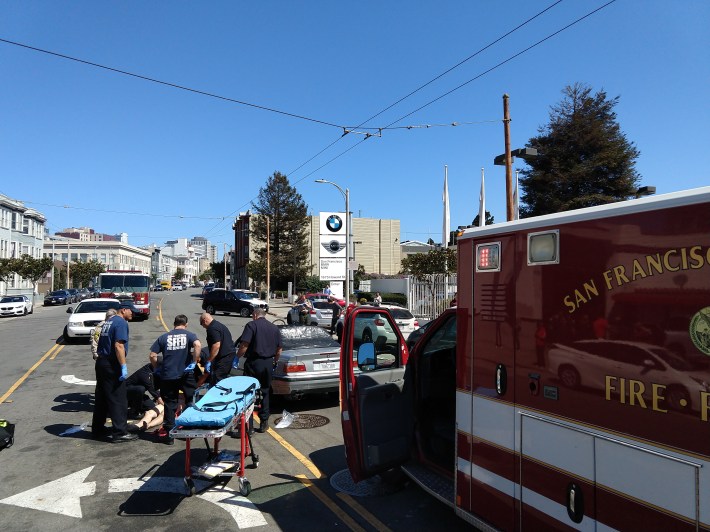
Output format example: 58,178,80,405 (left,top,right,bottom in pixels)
296,475,365,532
0,344,60,404
337,492,392,532
268,427,323,478
270,428,391,531
156,297,168,331
49,344,65,360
